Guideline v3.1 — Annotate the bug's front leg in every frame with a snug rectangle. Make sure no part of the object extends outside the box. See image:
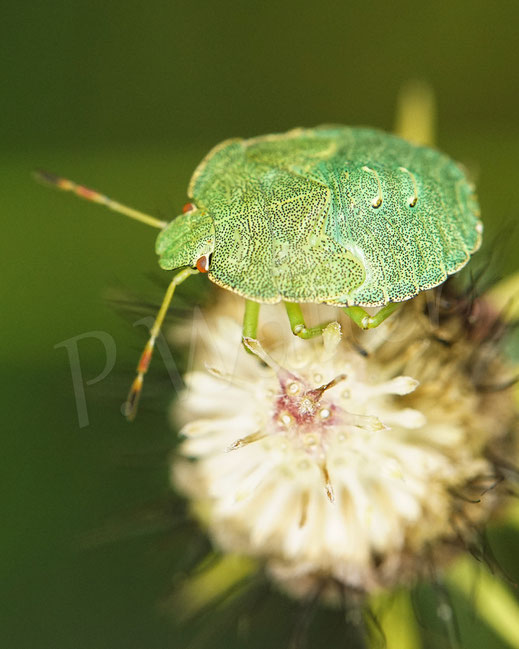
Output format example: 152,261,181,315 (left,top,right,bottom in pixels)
284,302,333,339
343,302,400,329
